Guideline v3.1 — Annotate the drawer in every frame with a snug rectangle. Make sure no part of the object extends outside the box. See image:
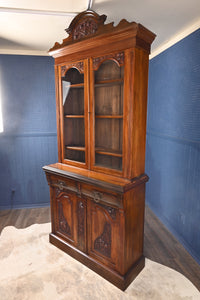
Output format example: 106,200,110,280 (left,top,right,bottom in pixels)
49,174,123,209
50,175,80,195
81,183,123,208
